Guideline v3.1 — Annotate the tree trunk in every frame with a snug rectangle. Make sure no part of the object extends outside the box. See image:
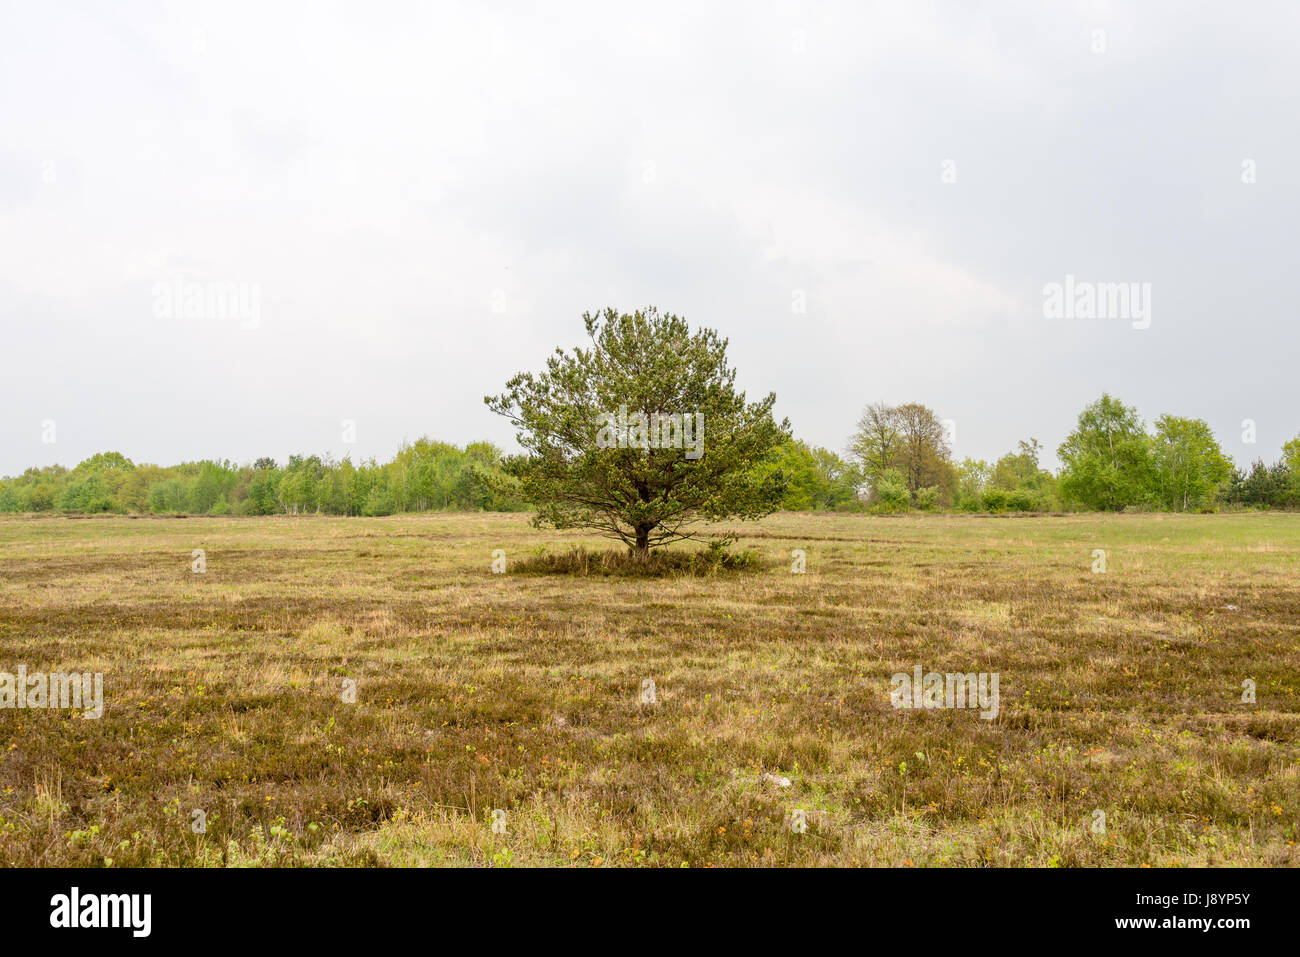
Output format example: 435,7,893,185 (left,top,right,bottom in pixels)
634,524,651,559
